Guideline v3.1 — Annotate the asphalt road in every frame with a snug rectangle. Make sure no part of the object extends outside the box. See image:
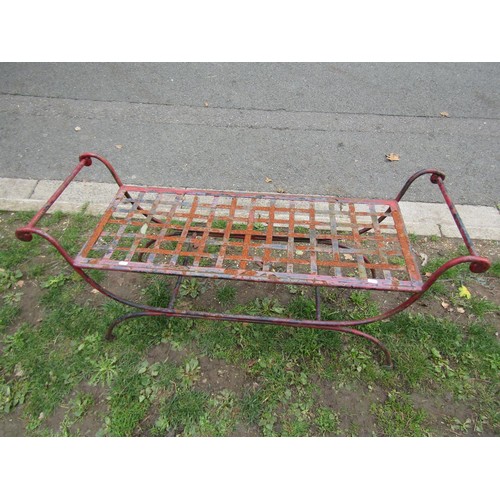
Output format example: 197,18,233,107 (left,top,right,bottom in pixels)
0,62,499,205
